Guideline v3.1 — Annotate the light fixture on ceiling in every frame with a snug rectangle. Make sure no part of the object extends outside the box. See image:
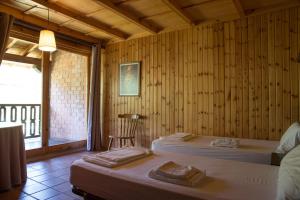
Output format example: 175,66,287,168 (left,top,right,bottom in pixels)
38,5,56,52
